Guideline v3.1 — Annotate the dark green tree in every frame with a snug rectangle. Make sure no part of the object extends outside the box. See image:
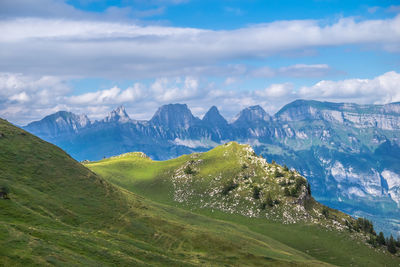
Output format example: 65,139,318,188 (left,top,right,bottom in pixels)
355,218,375,234
377,232,385,246
283,165,289,172
388,235,397,254
307,183,311,195
322,207,329,218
